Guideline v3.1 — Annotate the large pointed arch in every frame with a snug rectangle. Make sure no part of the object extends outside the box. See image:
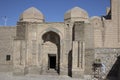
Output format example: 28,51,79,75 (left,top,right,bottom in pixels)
39,27,63,74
